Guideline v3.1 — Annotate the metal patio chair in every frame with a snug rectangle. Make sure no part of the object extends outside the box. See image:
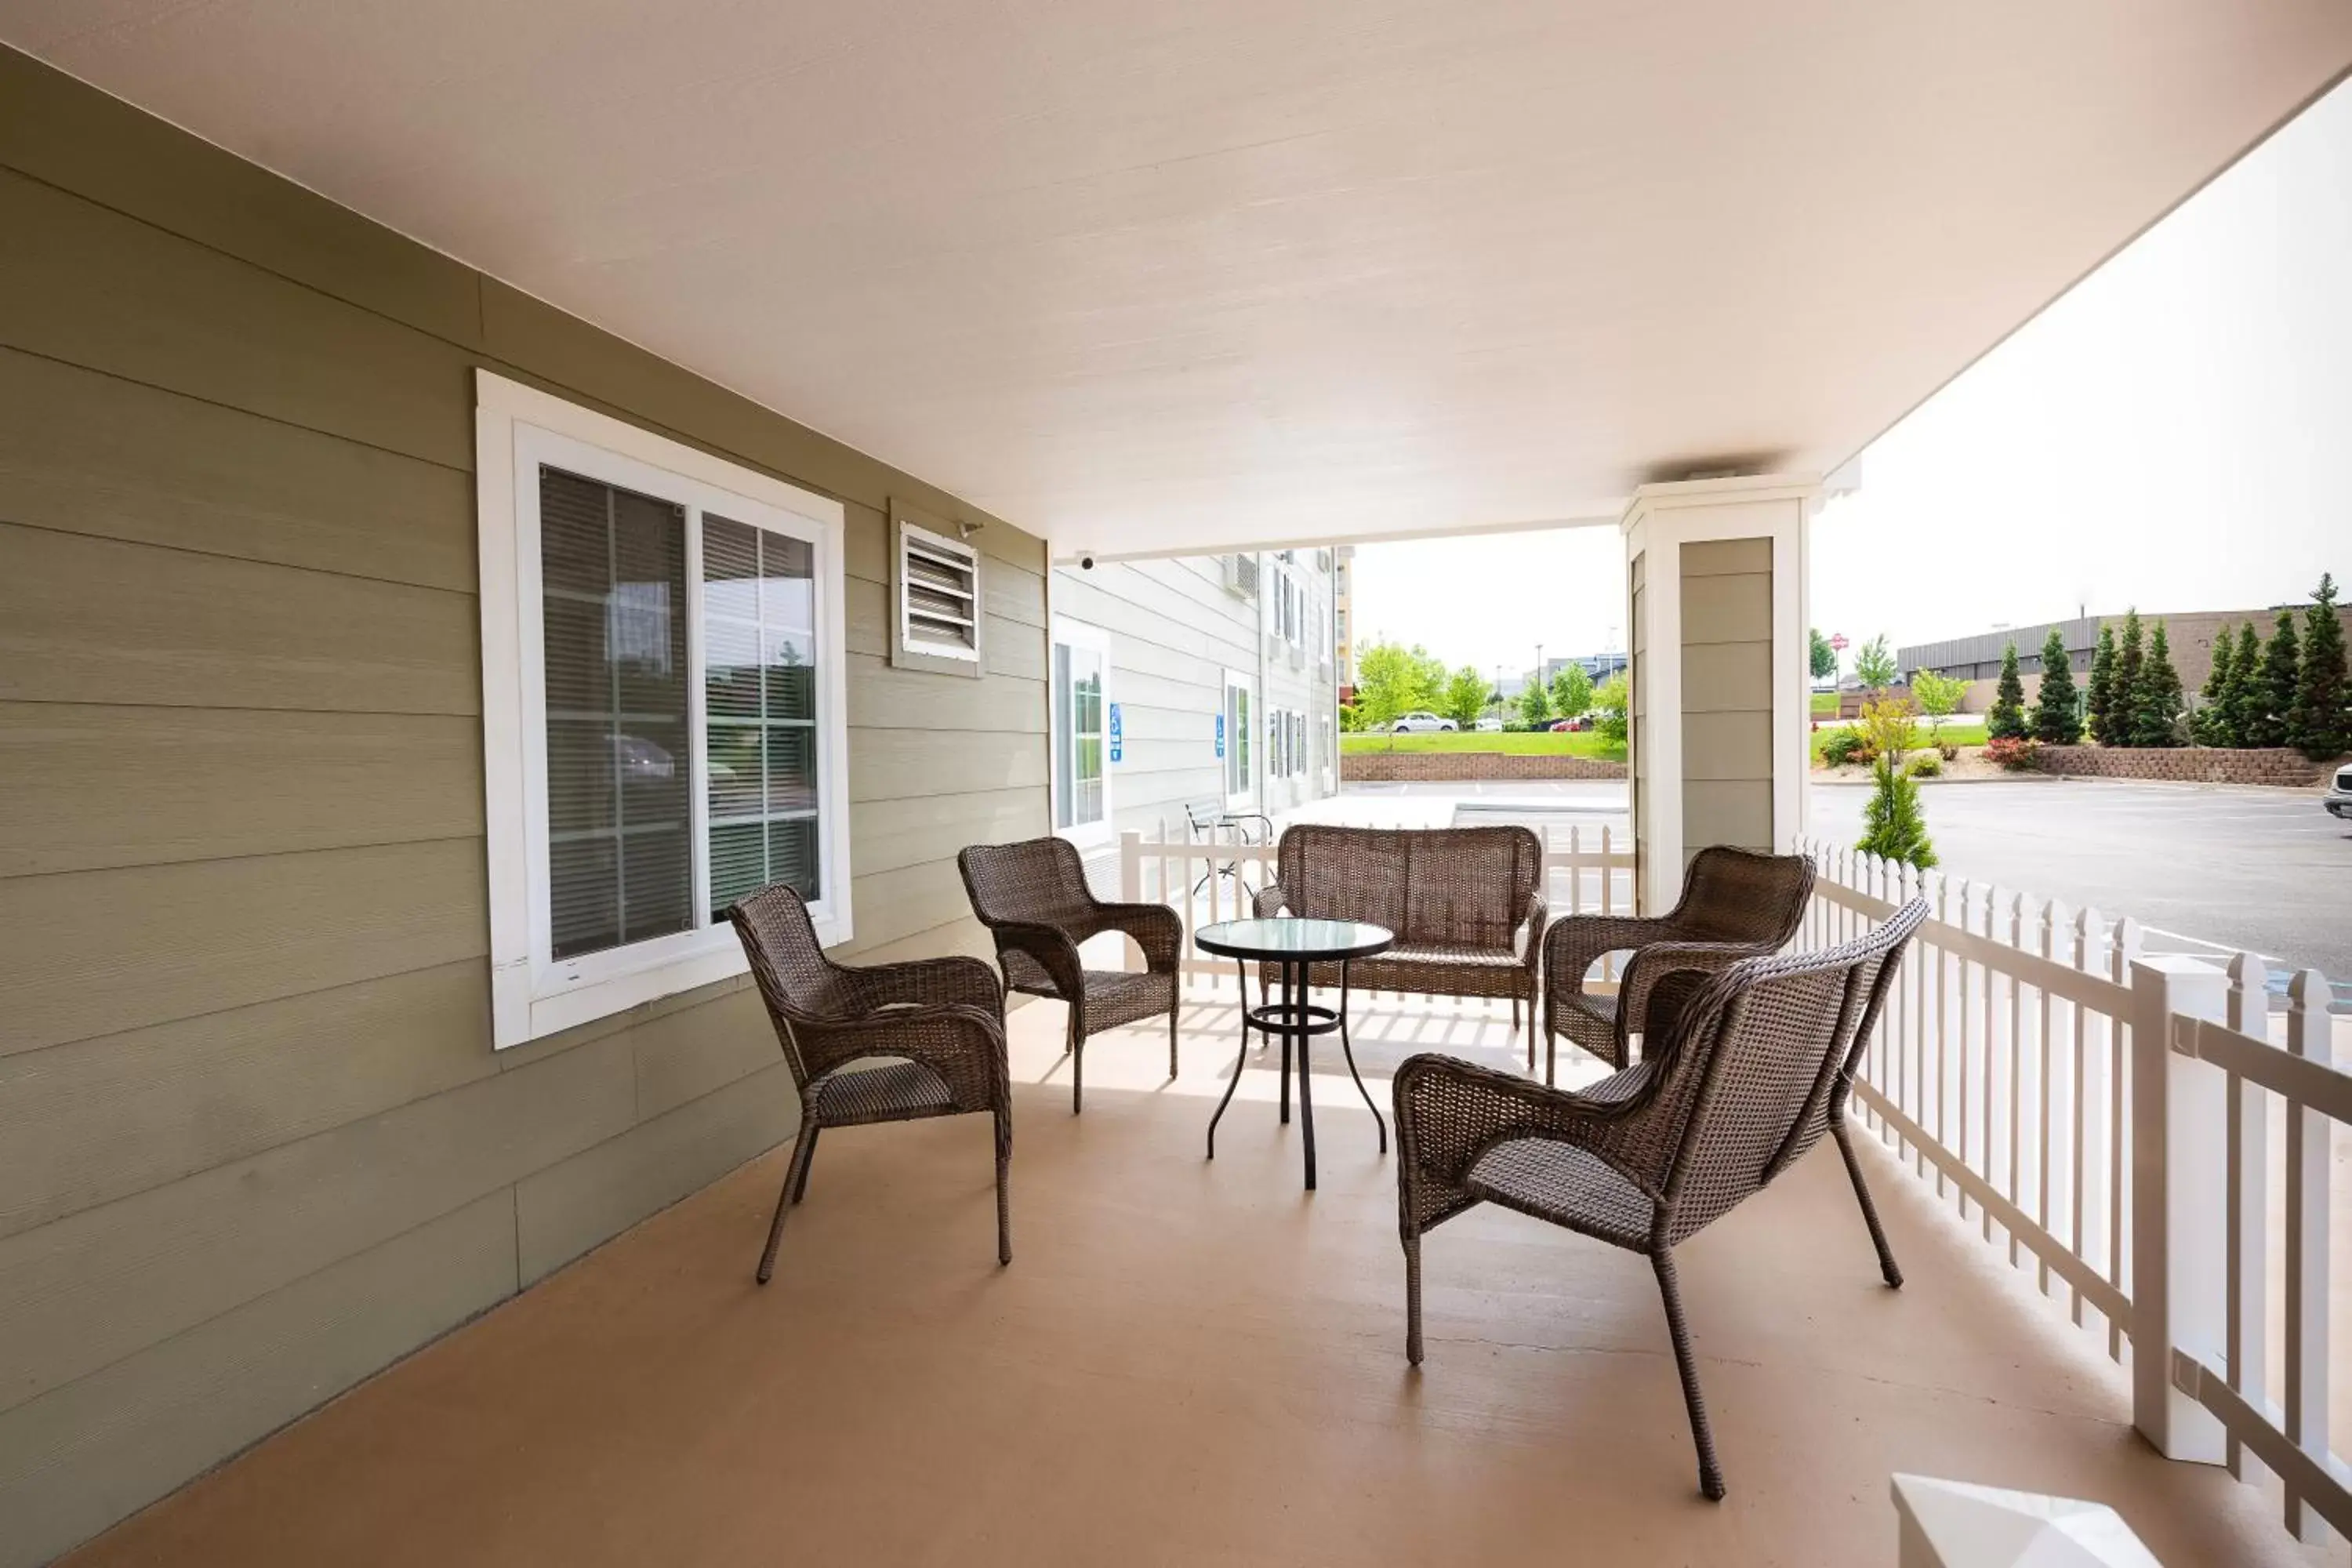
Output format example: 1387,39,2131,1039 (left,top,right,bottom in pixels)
1183,798,1275,898
1396,898,1928,1499
730,883,1013,1279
